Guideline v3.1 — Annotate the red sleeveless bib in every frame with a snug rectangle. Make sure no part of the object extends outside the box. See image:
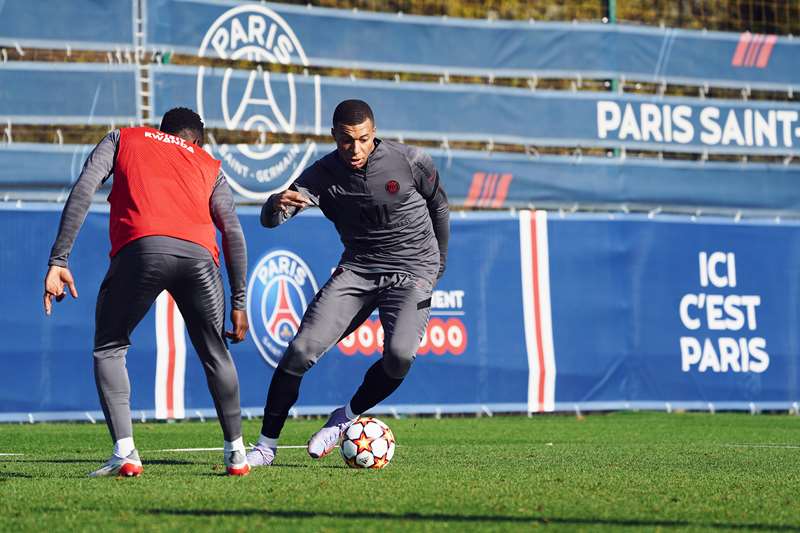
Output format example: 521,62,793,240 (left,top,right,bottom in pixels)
109,127,221,264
